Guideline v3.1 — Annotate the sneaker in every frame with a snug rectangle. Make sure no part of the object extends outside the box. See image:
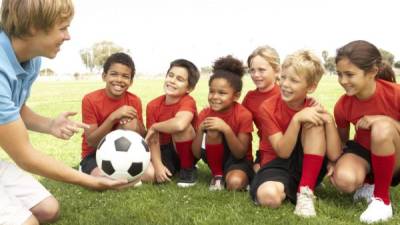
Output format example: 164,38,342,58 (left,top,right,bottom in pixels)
133,180,143,188
177,168,197,188
360,197,392,223
209,175,224,191
294,186,316,217
354,183,374,203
